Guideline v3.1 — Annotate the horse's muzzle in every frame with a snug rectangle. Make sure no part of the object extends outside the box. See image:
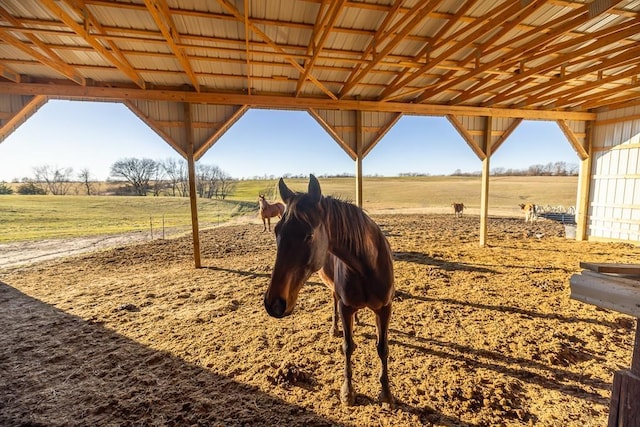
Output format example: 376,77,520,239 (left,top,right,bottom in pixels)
264,294,288,318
